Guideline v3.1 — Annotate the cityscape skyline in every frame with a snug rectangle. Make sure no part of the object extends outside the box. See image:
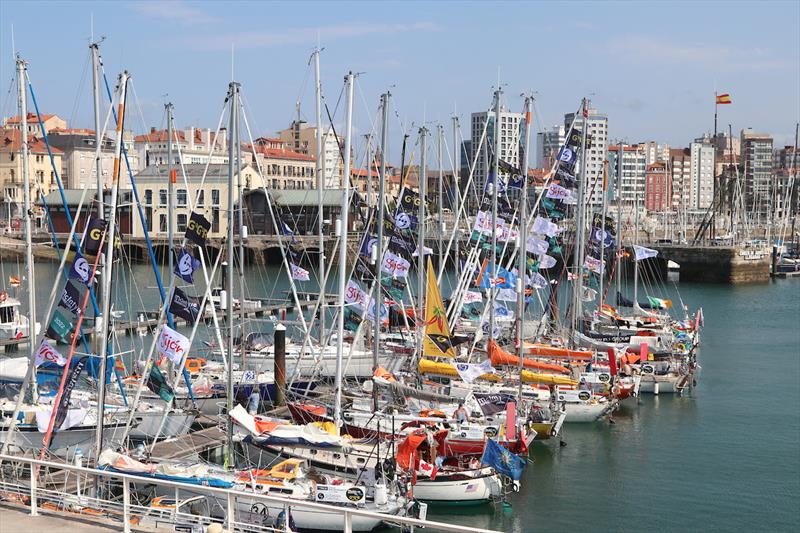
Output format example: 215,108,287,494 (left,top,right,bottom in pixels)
0,0,798,156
